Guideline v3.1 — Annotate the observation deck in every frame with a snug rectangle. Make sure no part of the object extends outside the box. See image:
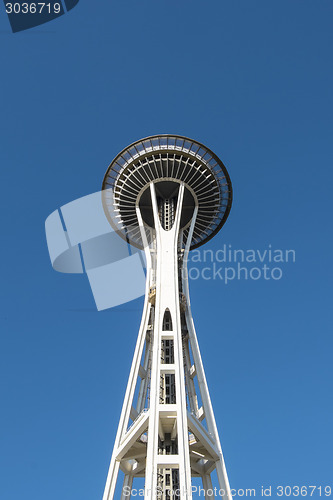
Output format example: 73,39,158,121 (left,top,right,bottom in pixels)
102,134,232,249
